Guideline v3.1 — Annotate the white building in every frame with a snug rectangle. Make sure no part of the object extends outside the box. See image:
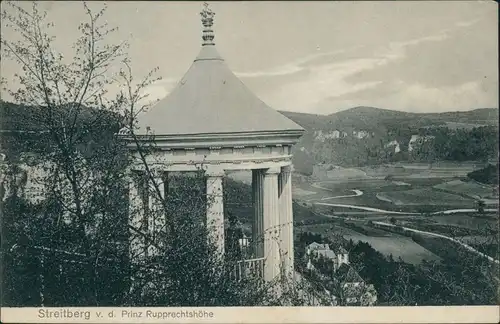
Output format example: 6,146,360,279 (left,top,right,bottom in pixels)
305,242,349,271
314,130,341,142
352,130,370,139
385,140,401,153
408,134,435,152
118,4,304,283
